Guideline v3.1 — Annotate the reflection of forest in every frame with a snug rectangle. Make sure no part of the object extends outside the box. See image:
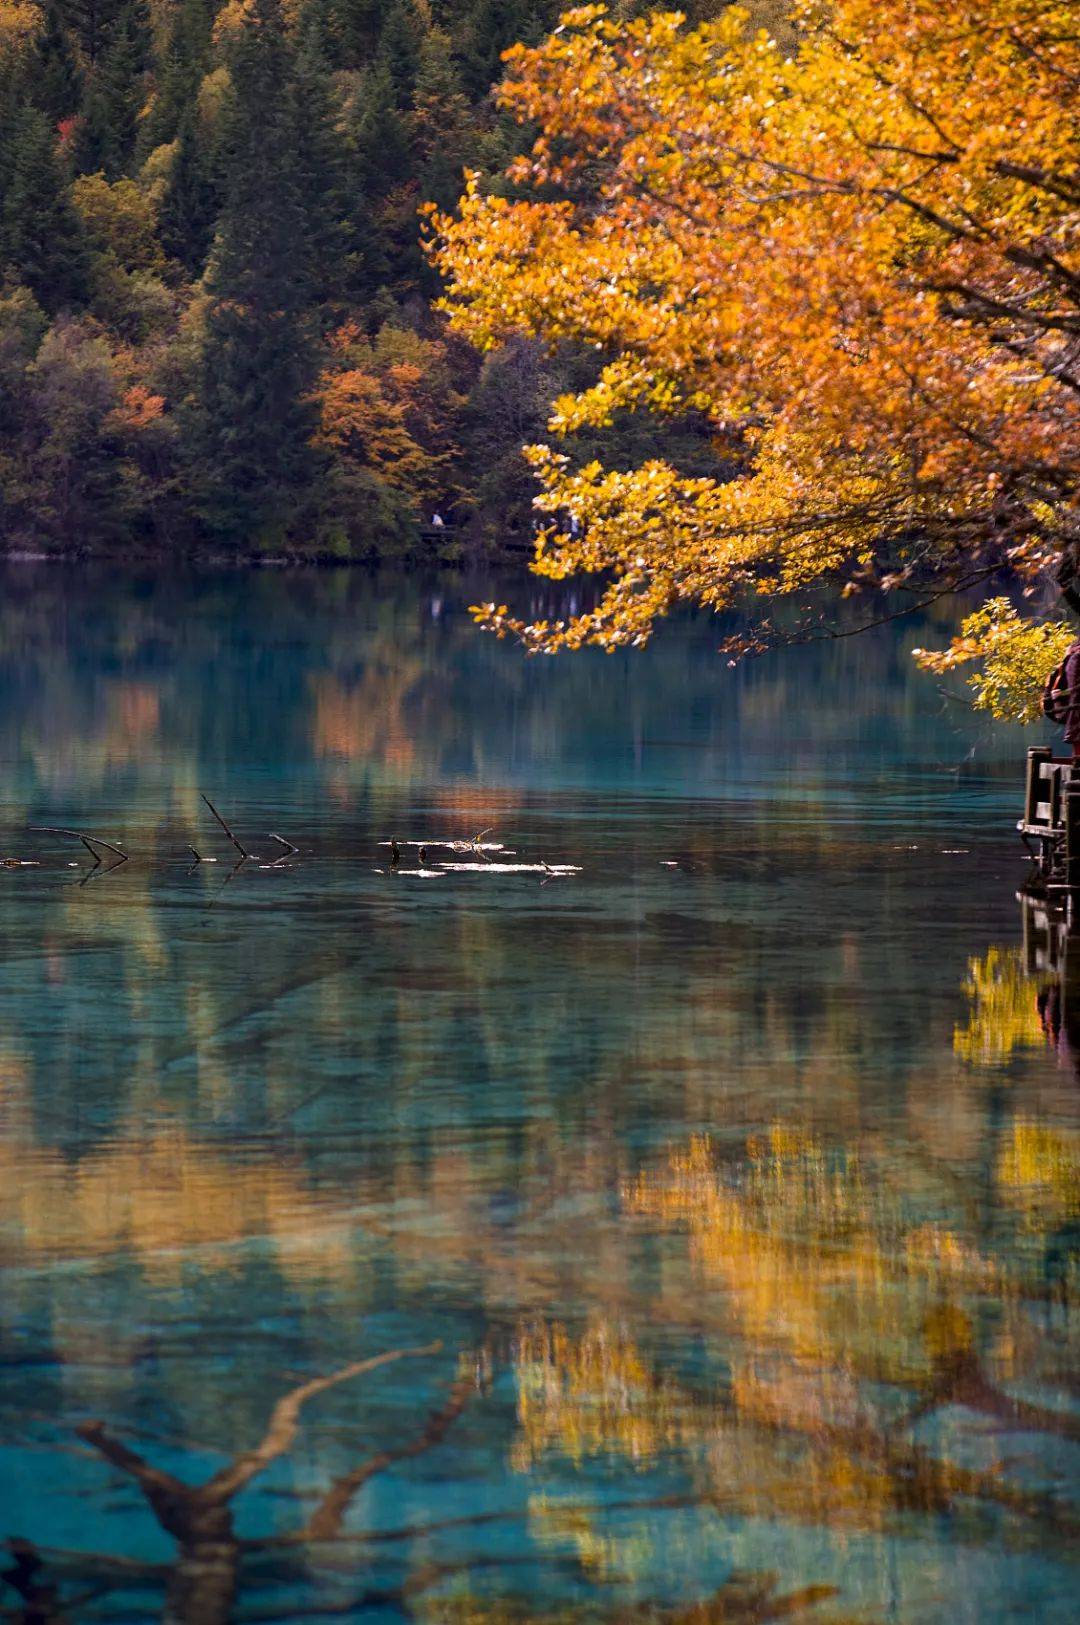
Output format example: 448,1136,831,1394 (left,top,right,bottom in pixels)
1,885,1077,1617
0,563,1027,814
0,569,1076,1620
